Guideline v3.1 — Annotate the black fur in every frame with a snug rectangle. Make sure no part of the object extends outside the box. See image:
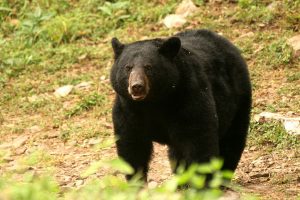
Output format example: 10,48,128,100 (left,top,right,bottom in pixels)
110,29,252,181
